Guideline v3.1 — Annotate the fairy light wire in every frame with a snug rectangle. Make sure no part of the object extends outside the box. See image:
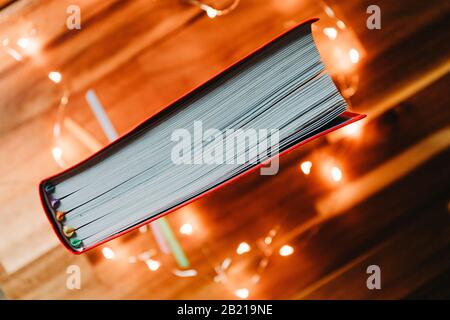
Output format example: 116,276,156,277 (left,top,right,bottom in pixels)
185,0,240,18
